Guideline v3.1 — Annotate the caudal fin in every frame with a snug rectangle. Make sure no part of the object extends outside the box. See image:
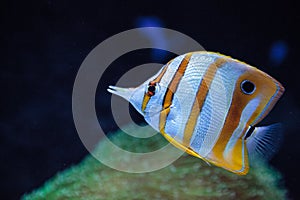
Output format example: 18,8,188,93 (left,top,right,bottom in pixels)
246,123,284,162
